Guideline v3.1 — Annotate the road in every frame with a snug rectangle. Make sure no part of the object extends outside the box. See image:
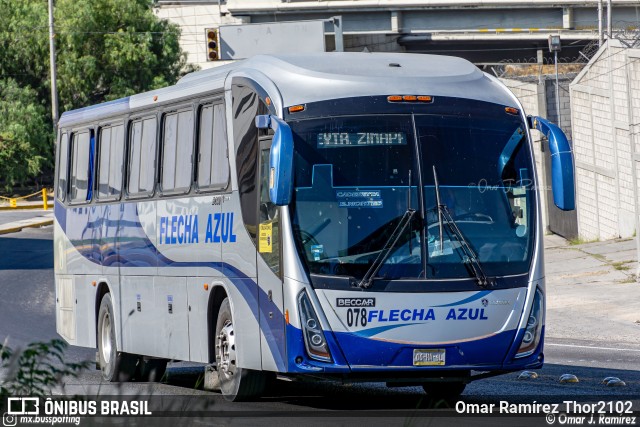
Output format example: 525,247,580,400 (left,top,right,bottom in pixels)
0,224,638,425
